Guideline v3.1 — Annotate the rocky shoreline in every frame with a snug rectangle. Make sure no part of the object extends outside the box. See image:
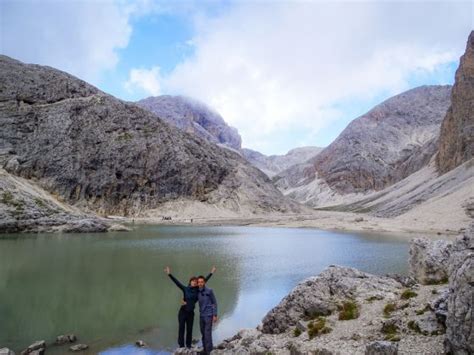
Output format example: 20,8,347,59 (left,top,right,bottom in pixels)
209,225,473,354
